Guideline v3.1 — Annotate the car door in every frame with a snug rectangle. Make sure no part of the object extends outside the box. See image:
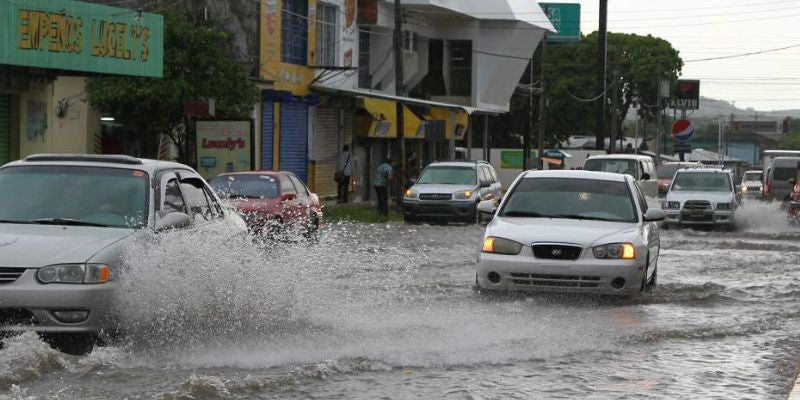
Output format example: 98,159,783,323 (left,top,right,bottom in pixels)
633,179,659,279
288,174,311,220
278,174,301,224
